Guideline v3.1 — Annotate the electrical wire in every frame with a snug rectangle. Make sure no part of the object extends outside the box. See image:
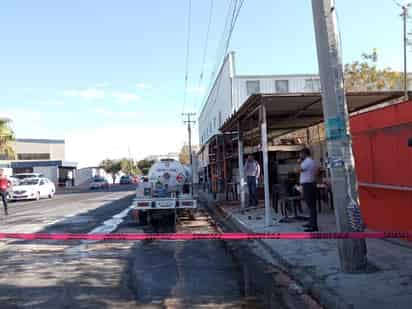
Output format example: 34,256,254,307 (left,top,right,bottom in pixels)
182,0,192,114
198,0,214,89
209,0,245,111
209,0,235,89
201,0,245,114
224,0,244,54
